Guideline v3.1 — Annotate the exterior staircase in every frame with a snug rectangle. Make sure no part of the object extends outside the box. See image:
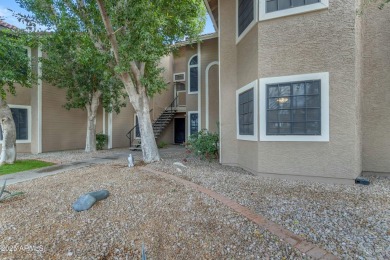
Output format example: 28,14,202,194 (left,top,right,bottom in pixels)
126,96,178,151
